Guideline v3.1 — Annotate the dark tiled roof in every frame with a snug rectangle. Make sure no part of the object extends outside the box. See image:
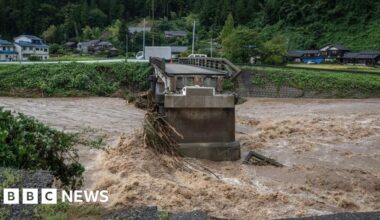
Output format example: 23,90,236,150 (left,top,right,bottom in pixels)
343,51,380,59
170,46,188,53
128,27,152,33
360,50,380,54
356,54,380,59
15,41,49,48
287,50,305,57
287,50,319,57
321,44,350,51
17,35,42,40
0,39,13,45
303,50,319,54
164,30,187,37
343,52,360,59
